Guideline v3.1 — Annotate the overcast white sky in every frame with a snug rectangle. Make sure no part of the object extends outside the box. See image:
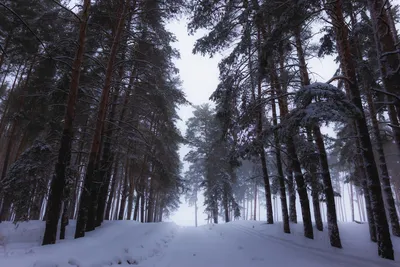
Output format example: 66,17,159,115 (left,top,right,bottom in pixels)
165,18,338,226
